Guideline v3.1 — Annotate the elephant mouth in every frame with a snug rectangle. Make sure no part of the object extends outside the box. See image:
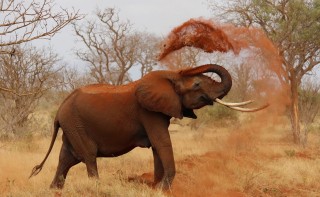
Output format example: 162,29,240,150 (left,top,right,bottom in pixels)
192,96,213,109
200,95,213,106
